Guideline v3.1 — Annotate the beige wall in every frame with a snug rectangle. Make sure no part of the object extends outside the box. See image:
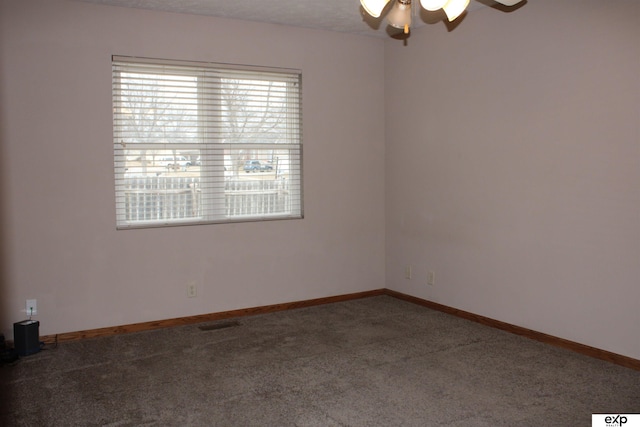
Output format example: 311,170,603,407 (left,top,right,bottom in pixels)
385,0,640,359
0,0,386,337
